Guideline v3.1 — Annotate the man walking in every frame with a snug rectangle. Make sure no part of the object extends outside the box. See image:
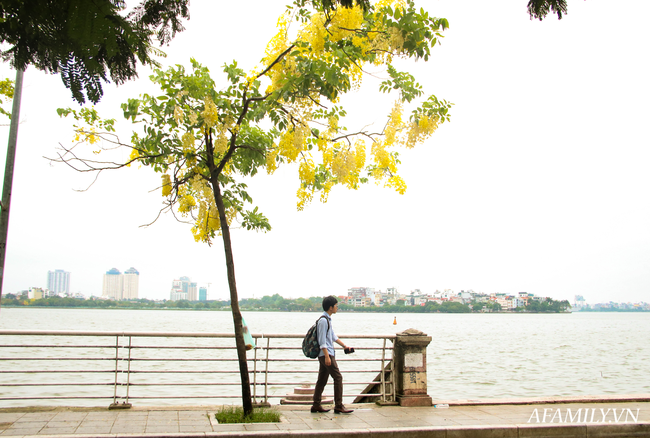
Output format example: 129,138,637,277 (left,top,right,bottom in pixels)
311,295,354,414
